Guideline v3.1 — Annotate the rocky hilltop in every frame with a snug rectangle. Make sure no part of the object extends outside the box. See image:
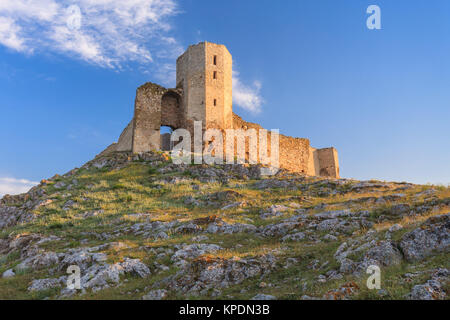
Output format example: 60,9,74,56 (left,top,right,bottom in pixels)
0,152,448,300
